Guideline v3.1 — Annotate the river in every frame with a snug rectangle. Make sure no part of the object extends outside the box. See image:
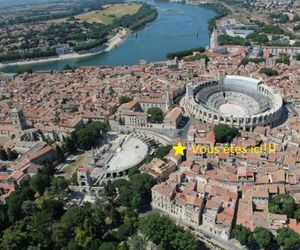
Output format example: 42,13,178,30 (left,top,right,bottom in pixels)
2,0,216,72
